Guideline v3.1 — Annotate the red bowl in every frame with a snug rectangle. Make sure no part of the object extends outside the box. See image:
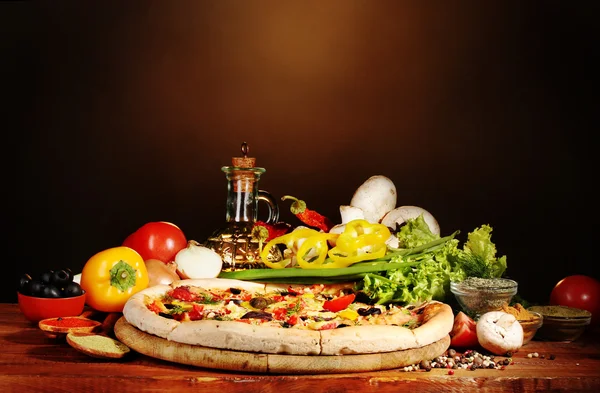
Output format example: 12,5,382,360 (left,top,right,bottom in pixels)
17,291,87,323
